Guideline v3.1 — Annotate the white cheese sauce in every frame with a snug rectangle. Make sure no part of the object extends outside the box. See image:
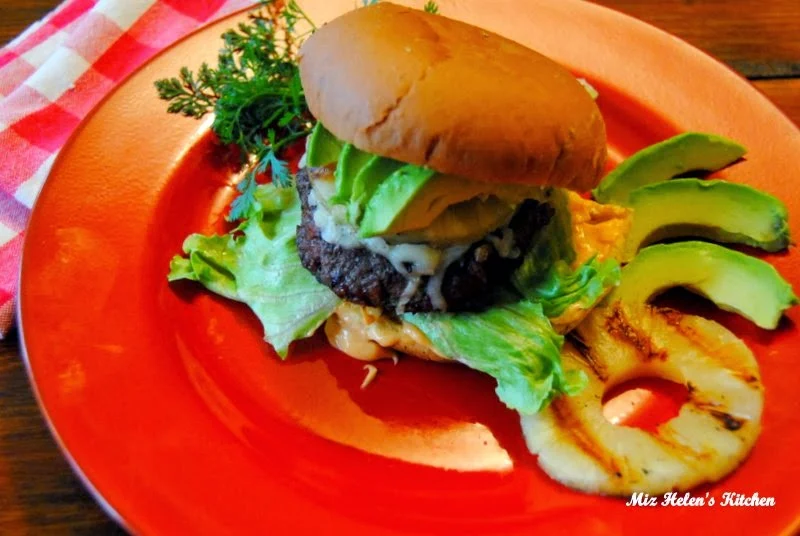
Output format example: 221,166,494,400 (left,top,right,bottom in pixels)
487,227,520,259
397,276,421,314
425,245,469,312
